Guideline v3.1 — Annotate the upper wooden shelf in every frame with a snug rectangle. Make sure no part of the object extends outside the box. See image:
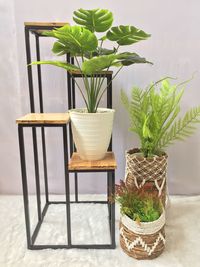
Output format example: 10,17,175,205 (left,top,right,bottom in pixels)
68,152,117,171
69,70,113,77
16,113,70,125
24,22,68,27
24,22,69,35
